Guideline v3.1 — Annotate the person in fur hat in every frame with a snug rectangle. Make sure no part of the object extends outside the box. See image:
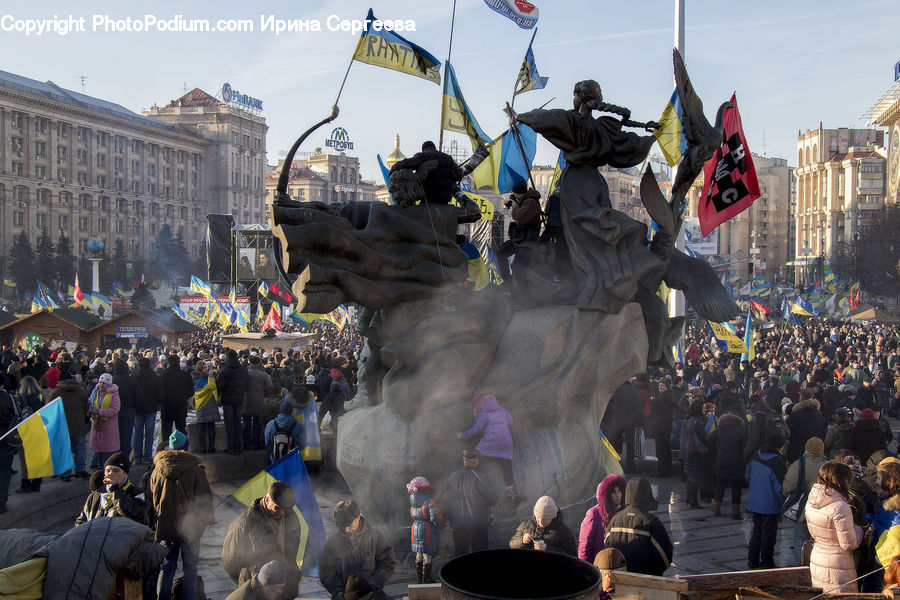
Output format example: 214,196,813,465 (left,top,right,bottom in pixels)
406,476,446,583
